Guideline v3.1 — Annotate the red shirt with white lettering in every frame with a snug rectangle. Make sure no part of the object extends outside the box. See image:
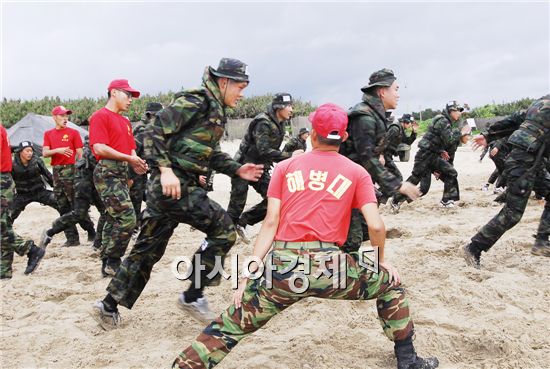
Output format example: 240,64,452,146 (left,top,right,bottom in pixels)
0,125,13,172
268,150,377,246
89,107,136,160
43,127,83,165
